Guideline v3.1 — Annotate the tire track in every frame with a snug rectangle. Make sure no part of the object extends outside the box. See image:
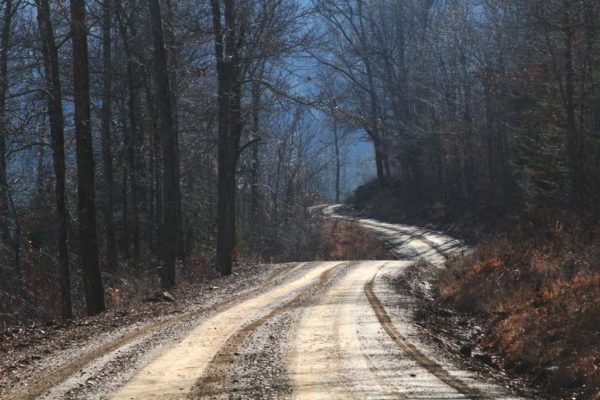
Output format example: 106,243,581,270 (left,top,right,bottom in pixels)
364,272,488,400
291,261,413,400
331,294,408,400
112,262,344,399
193,263,345,398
